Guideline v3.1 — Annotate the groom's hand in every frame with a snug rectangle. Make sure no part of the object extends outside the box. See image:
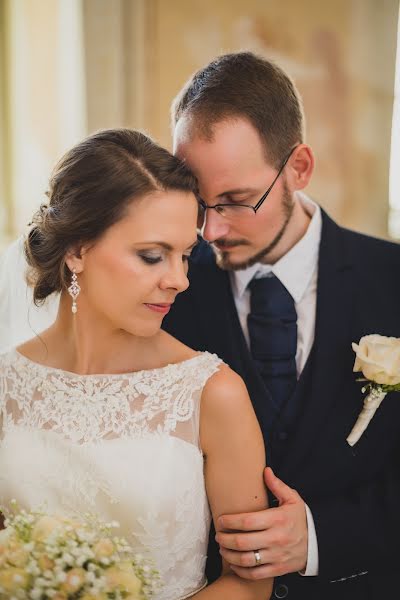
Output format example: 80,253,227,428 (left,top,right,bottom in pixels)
216,467,308,579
